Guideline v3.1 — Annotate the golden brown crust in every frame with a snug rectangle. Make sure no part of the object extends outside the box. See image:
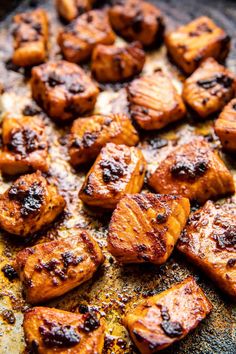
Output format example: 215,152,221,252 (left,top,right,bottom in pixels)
123,276,212,353
12,8,48,67
177,201,236,297
15,231,104,303
127,71,186,130
0,114,49,175
31,60,99,121
79,143,146,209
182,57,236,118
109,0,164,47
69,113,139,166
91,41,145,83
23,306,105,353
58,10,115,63
0,171,65,237
149,139,235,203
165,16,230,74
214,98,236,152
108,193,190,264
56,0,95,22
